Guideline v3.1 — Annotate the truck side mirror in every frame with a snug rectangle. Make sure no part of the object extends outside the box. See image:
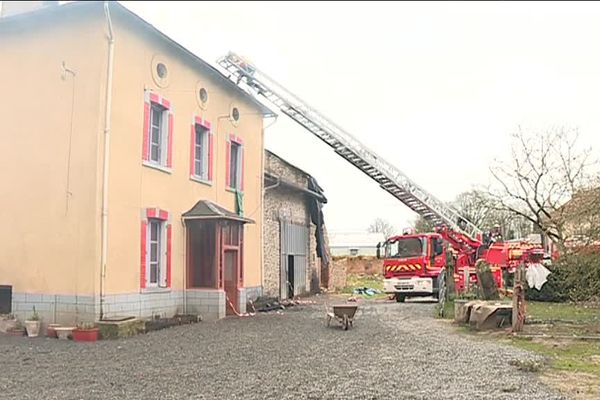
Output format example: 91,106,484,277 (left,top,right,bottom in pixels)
376,242,381,259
